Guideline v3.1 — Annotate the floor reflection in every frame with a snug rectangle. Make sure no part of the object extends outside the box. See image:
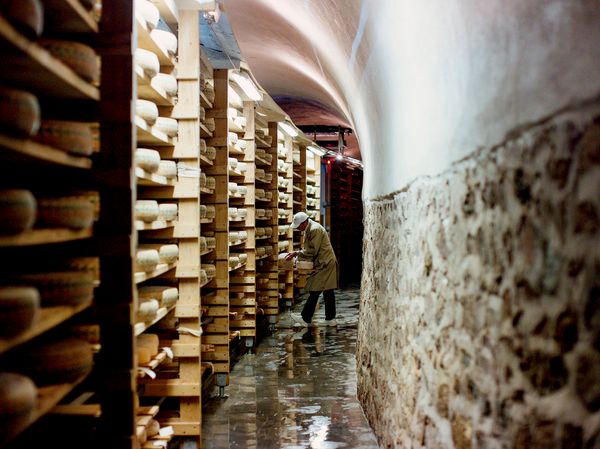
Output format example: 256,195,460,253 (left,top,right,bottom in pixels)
202,288,379,449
